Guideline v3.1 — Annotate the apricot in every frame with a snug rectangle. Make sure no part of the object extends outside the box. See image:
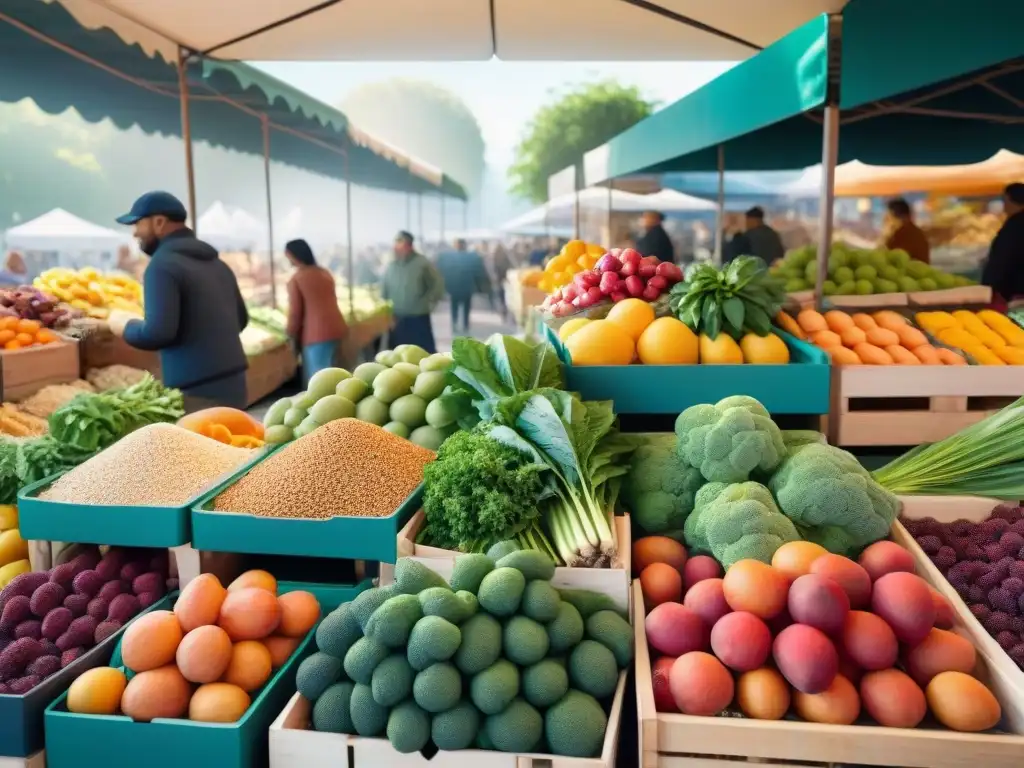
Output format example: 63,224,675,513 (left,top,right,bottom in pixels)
669,652,734,716
227,569,277,594
841,611,898,671
926,671,1001,732
276,591,321,637
903,628,976,686
860,669,926,728
710,612,771,672
222,640,273,692
736,668,790,720
189,682,251,723
723,560,789,619
773,624,838,694
640,563,683,609
794,674,860,725
683,578,731,628
218,587,281,641
176,625,233,683
263,635,302,669
633,536,688,575
120,665,191,722
810,554,872,608
174,573,227,633
857,541,916,582
121,610,183,673
771,541,828,582
871,572,936,645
